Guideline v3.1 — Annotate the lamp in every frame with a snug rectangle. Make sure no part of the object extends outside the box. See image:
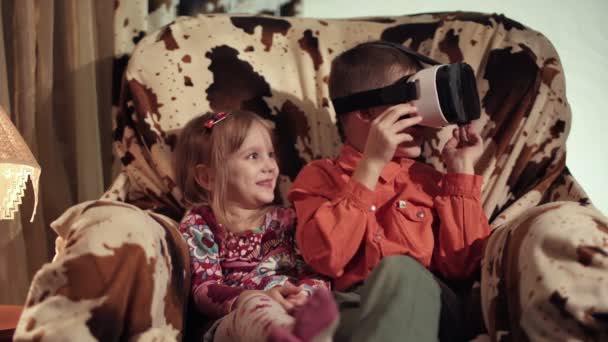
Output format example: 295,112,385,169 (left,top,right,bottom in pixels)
0,106,40,221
